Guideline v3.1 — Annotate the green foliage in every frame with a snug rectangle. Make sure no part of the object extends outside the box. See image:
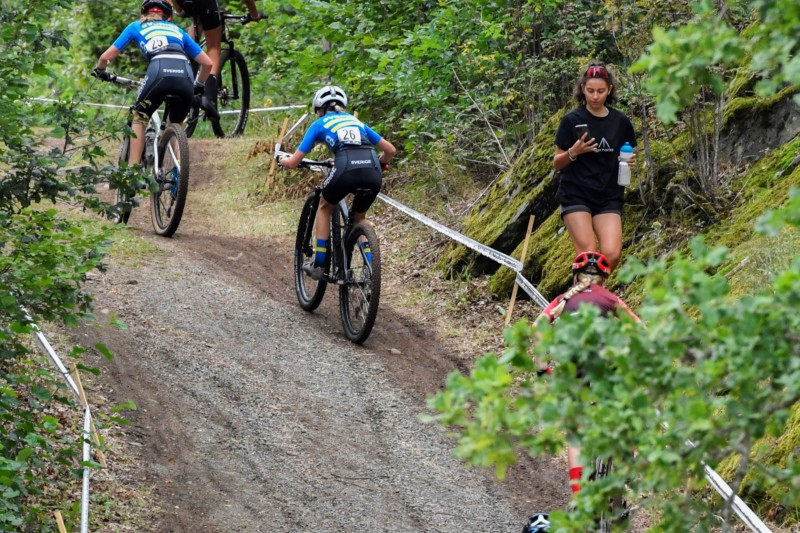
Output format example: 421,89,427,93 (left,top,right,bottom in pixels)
633,0,800,123
428,197,800,529
1,2,125,529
